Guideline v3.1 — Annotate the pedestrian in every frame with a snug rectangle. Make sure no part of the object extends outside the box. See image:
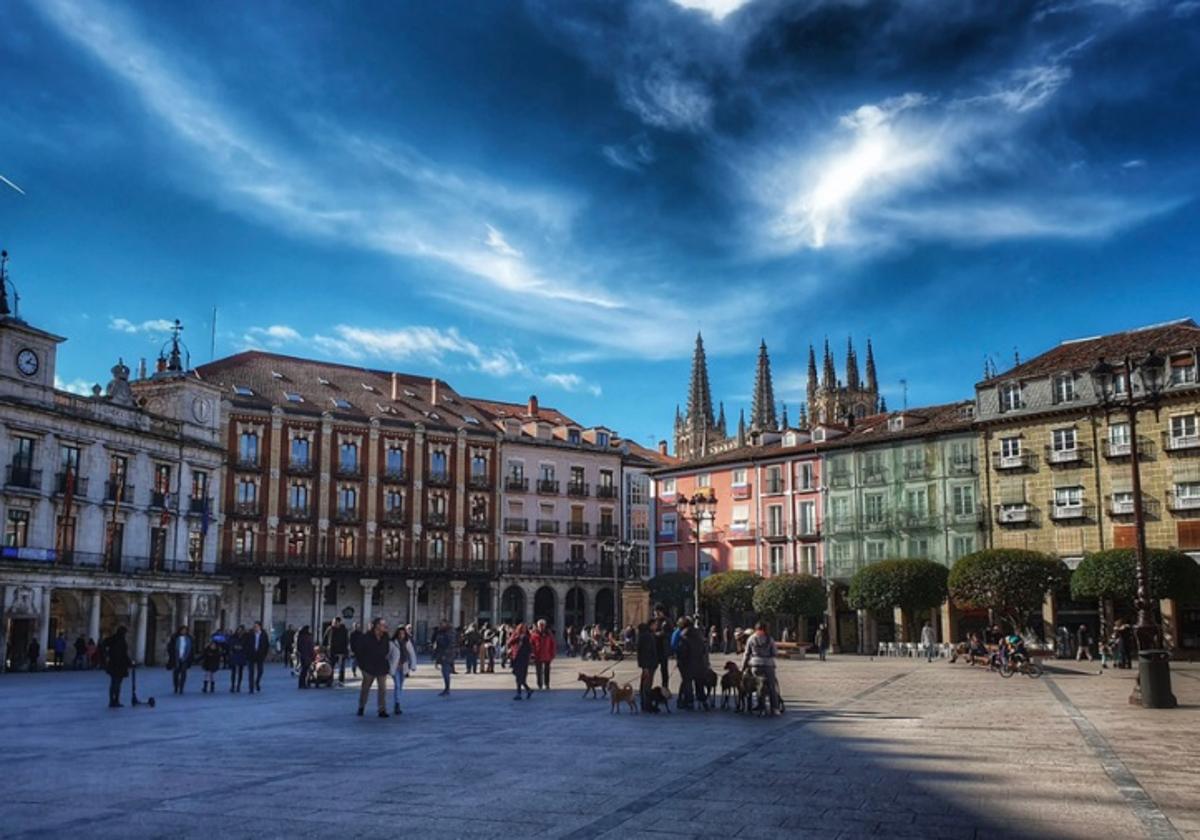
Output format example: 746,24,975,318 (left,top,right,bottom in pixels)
355,618,391,718
499,623,511,669
1117,621,1135,669
463,623,481,674
388,626,417,715
211,627,229,670
52,632,67,669
780,625,791,644
508,622,533,700
482,624,497,673
73,634,87,670
246,621,270,693
1075,624,1093,662
348,621,363,679
431,621,457,697
920,621,937,663
326,618,350,685
200,638,221,693
815,623,828,661
282,624,296,670
167,625,194,694
27,638,40,672
741,621,781,715
653,605,671,691
680,619,710,710
296,625,314,689
531,619,557,690
674,617,693,709
708,625,719,653
102,626,131,708
85,637,98,669
229,625,247,692
1056,625,1071,659
637,620,658,711
723,624,734,654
